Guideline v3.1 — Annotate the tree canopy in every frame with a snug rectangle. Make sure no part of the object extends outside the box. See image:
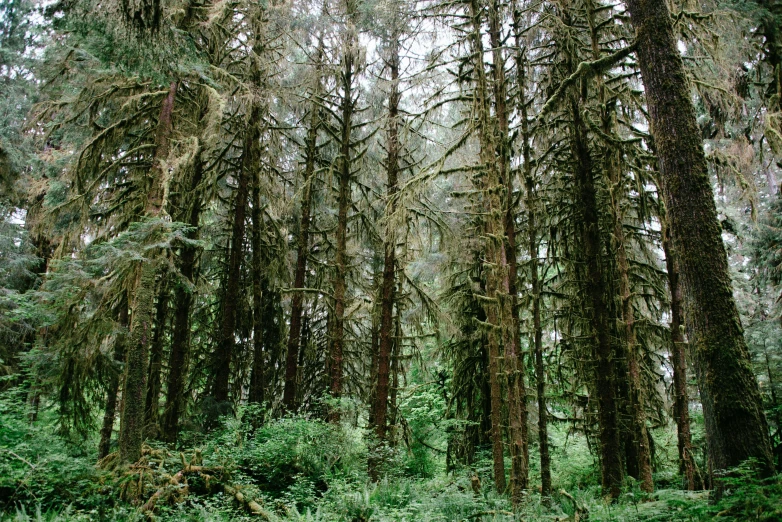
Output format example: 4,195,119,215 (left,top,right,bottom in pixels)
1,0,782,519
